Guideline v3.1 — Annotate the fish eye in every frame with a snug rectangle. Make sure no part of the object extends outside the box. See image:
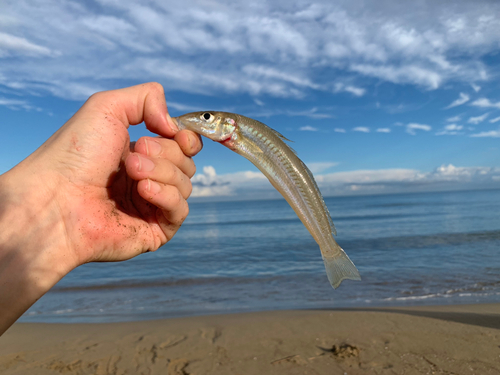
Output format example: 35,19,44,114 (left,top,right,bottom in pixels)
201,112,214,122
